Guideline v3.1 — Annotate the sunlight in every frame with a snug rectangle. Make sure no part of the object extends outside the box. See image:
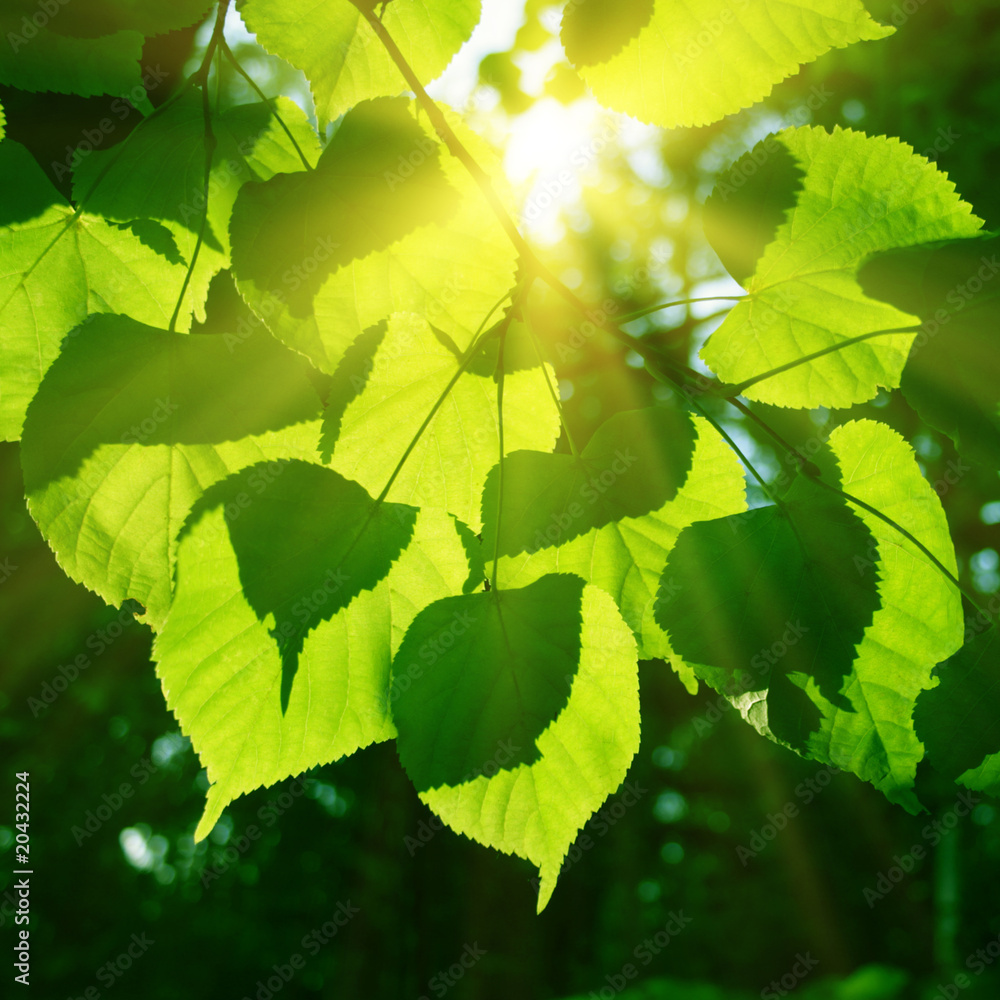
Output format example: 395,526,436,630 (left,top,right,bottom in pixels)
505,96,608,242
